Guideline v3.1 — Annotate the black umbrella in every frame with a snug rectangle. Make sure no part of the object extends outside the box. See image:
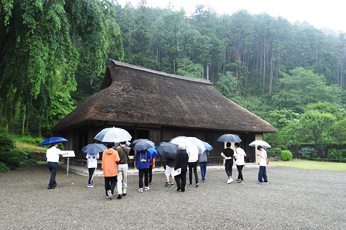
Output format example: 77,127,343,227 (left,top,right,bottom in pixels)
157,142,178,159
217,134,241,142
